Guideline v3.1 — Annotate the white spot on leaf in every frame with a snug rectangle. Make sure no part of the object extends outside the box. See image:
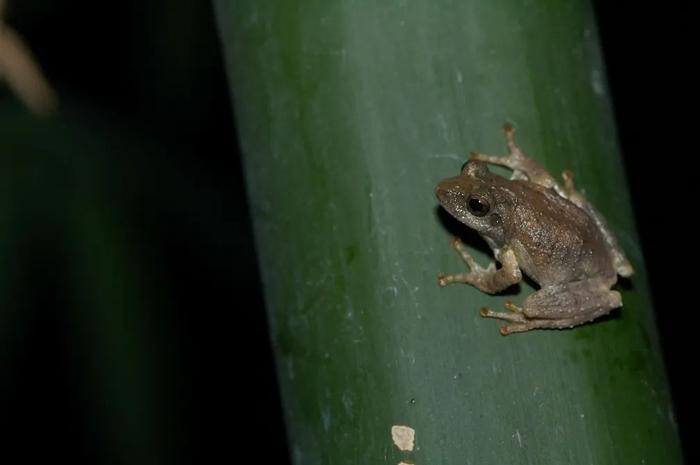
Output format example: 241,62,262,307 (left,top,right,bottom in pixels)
391,425,415,451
